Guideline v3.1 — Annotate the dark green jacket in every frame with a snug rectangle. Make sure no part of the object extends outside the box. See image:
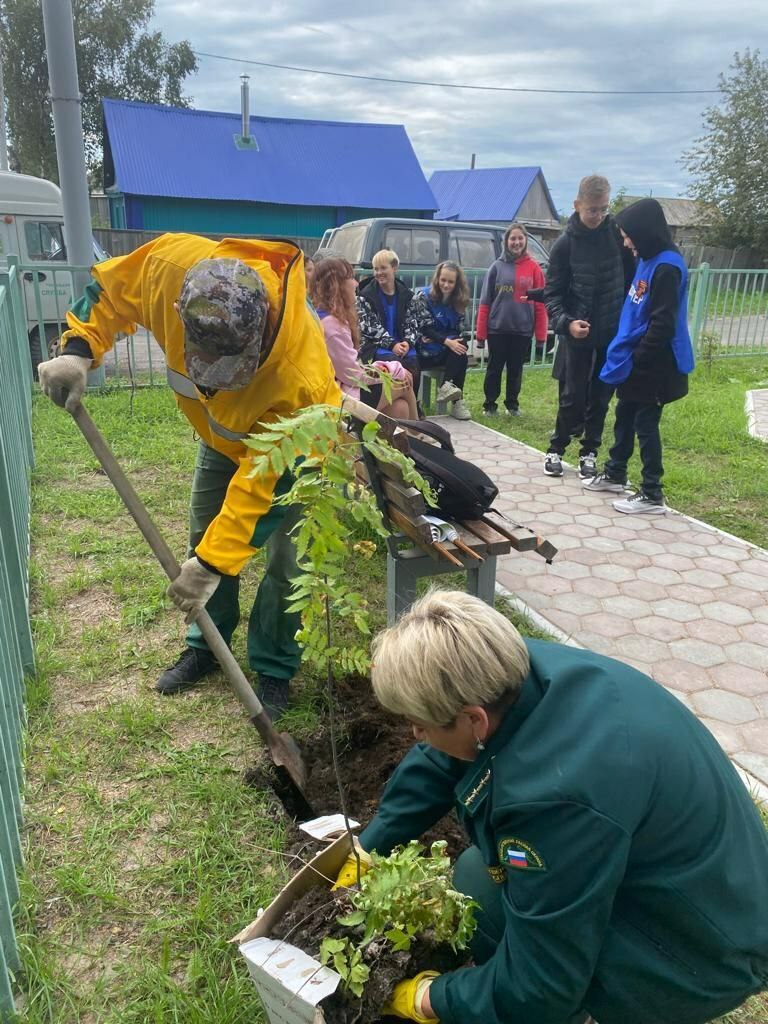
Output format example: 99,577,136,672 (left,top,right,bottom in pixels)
361,641,768,1024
